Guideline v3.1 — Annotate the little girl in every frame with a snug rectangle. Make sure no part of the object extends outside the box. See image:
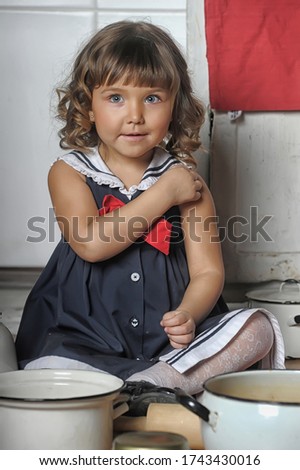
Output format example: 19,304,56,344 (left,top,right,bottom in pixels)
16,20,285,397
